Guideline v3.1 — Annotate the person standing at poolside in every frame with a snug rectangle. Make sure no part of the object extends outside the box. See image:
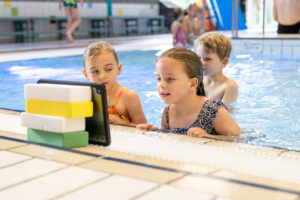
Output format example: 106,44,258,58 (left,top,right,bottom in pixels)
193,6,203,37
273,0,300,34
182,3,197,45
59,0,84,43
171,8,186,47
